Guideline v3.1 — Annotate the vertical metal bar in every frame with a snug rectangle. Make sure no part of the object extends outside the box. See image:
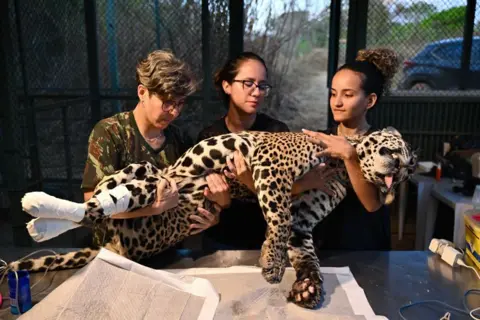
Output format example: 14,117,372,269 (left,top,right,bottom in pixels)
154,0,161,48
202,0,211,109
14,0,42,185
229,0,244,59
1,0,31,246
107,0,121,112
327,0,341,88
346,0,368,64
327,0,341,128
459,0,476,90
62,106,73,200
84,0,101,127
